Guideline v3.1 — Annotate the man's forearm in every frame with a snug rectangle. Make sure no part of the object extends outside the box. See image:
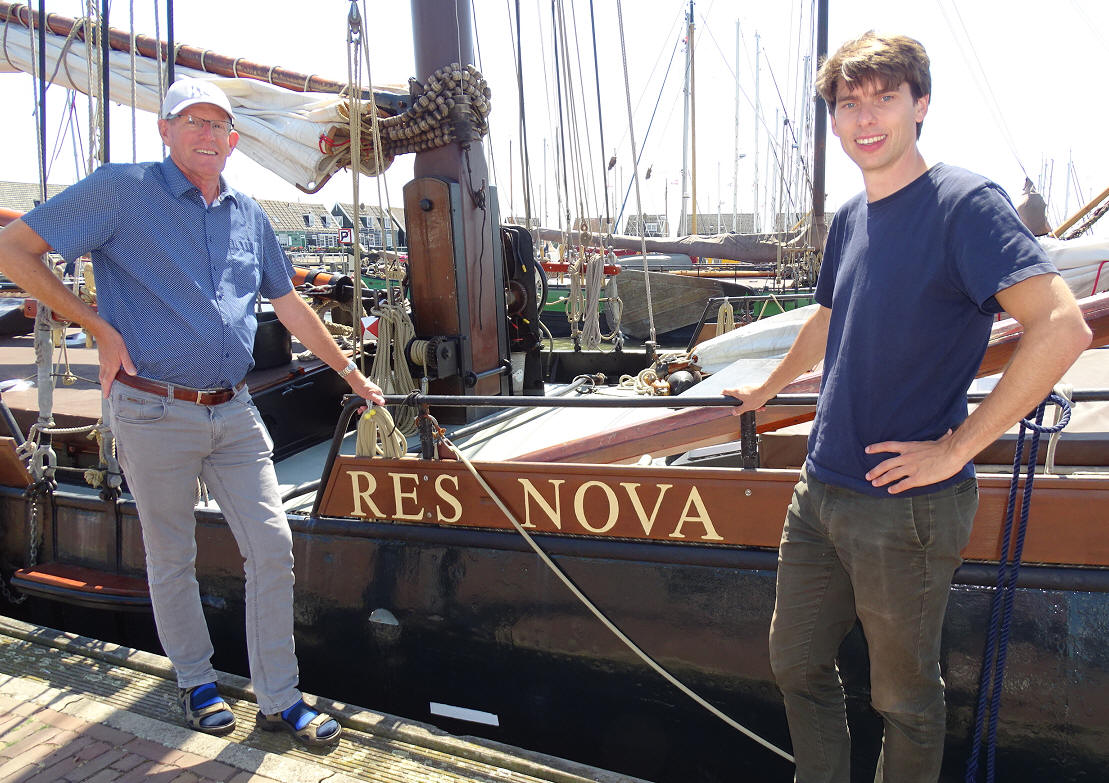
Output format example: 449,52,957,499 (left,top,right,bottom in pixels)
949,310,1091,464
272,292,353,373
756,306,830,398
0,221,102,331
